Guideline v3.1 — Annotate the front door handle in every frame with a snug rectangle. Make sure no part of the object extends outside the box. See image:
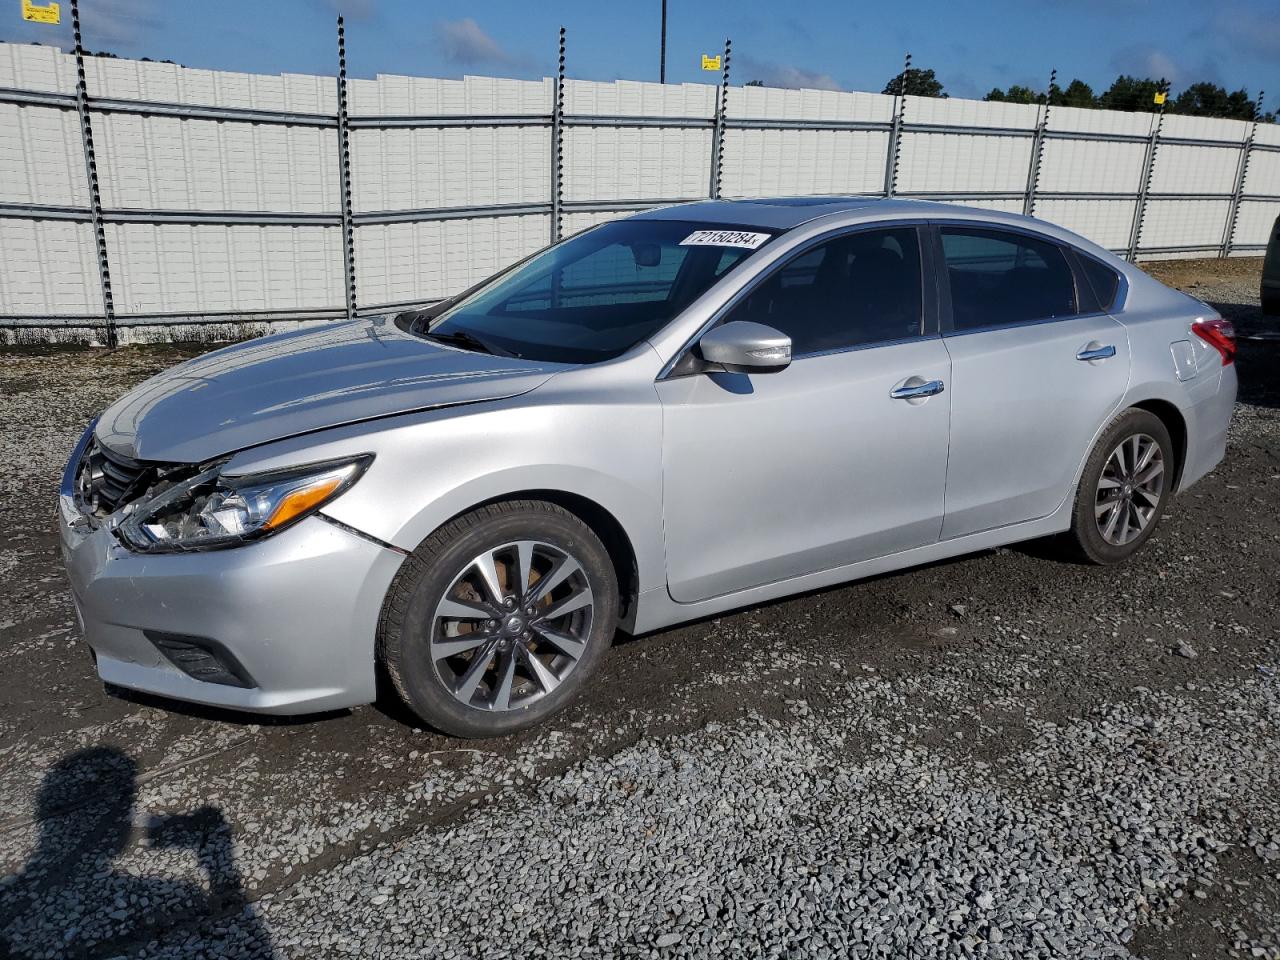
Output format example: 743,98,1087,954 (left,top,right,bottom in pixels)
1076,342,1116,362
890,377,945,401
